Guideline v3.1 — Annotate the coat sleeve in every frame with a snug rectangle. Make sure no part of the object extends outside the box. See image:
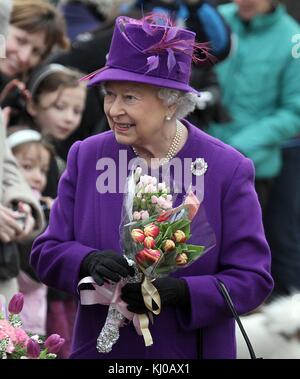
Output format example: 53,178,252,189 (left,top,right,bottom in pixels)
30,141,96,296
177,158,274,330
228,55,300,165
2,141,44,236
